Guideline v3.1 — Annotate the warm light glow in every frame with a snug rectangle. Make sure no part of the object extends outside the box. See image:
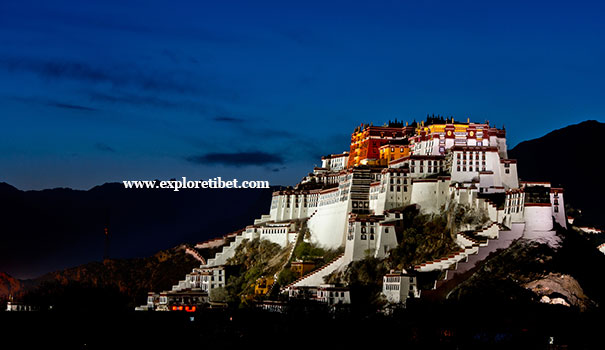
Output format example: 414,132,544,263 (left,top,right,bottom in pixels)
186,306,196,312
